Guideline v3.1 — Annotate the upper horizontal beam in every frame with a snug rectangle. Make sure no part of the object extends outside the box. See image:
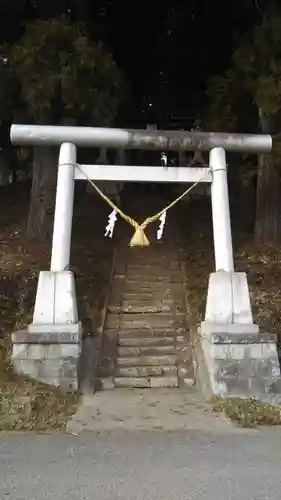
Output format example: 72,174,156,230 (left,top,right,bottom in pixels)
10,124,272,153
74,165,212,183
